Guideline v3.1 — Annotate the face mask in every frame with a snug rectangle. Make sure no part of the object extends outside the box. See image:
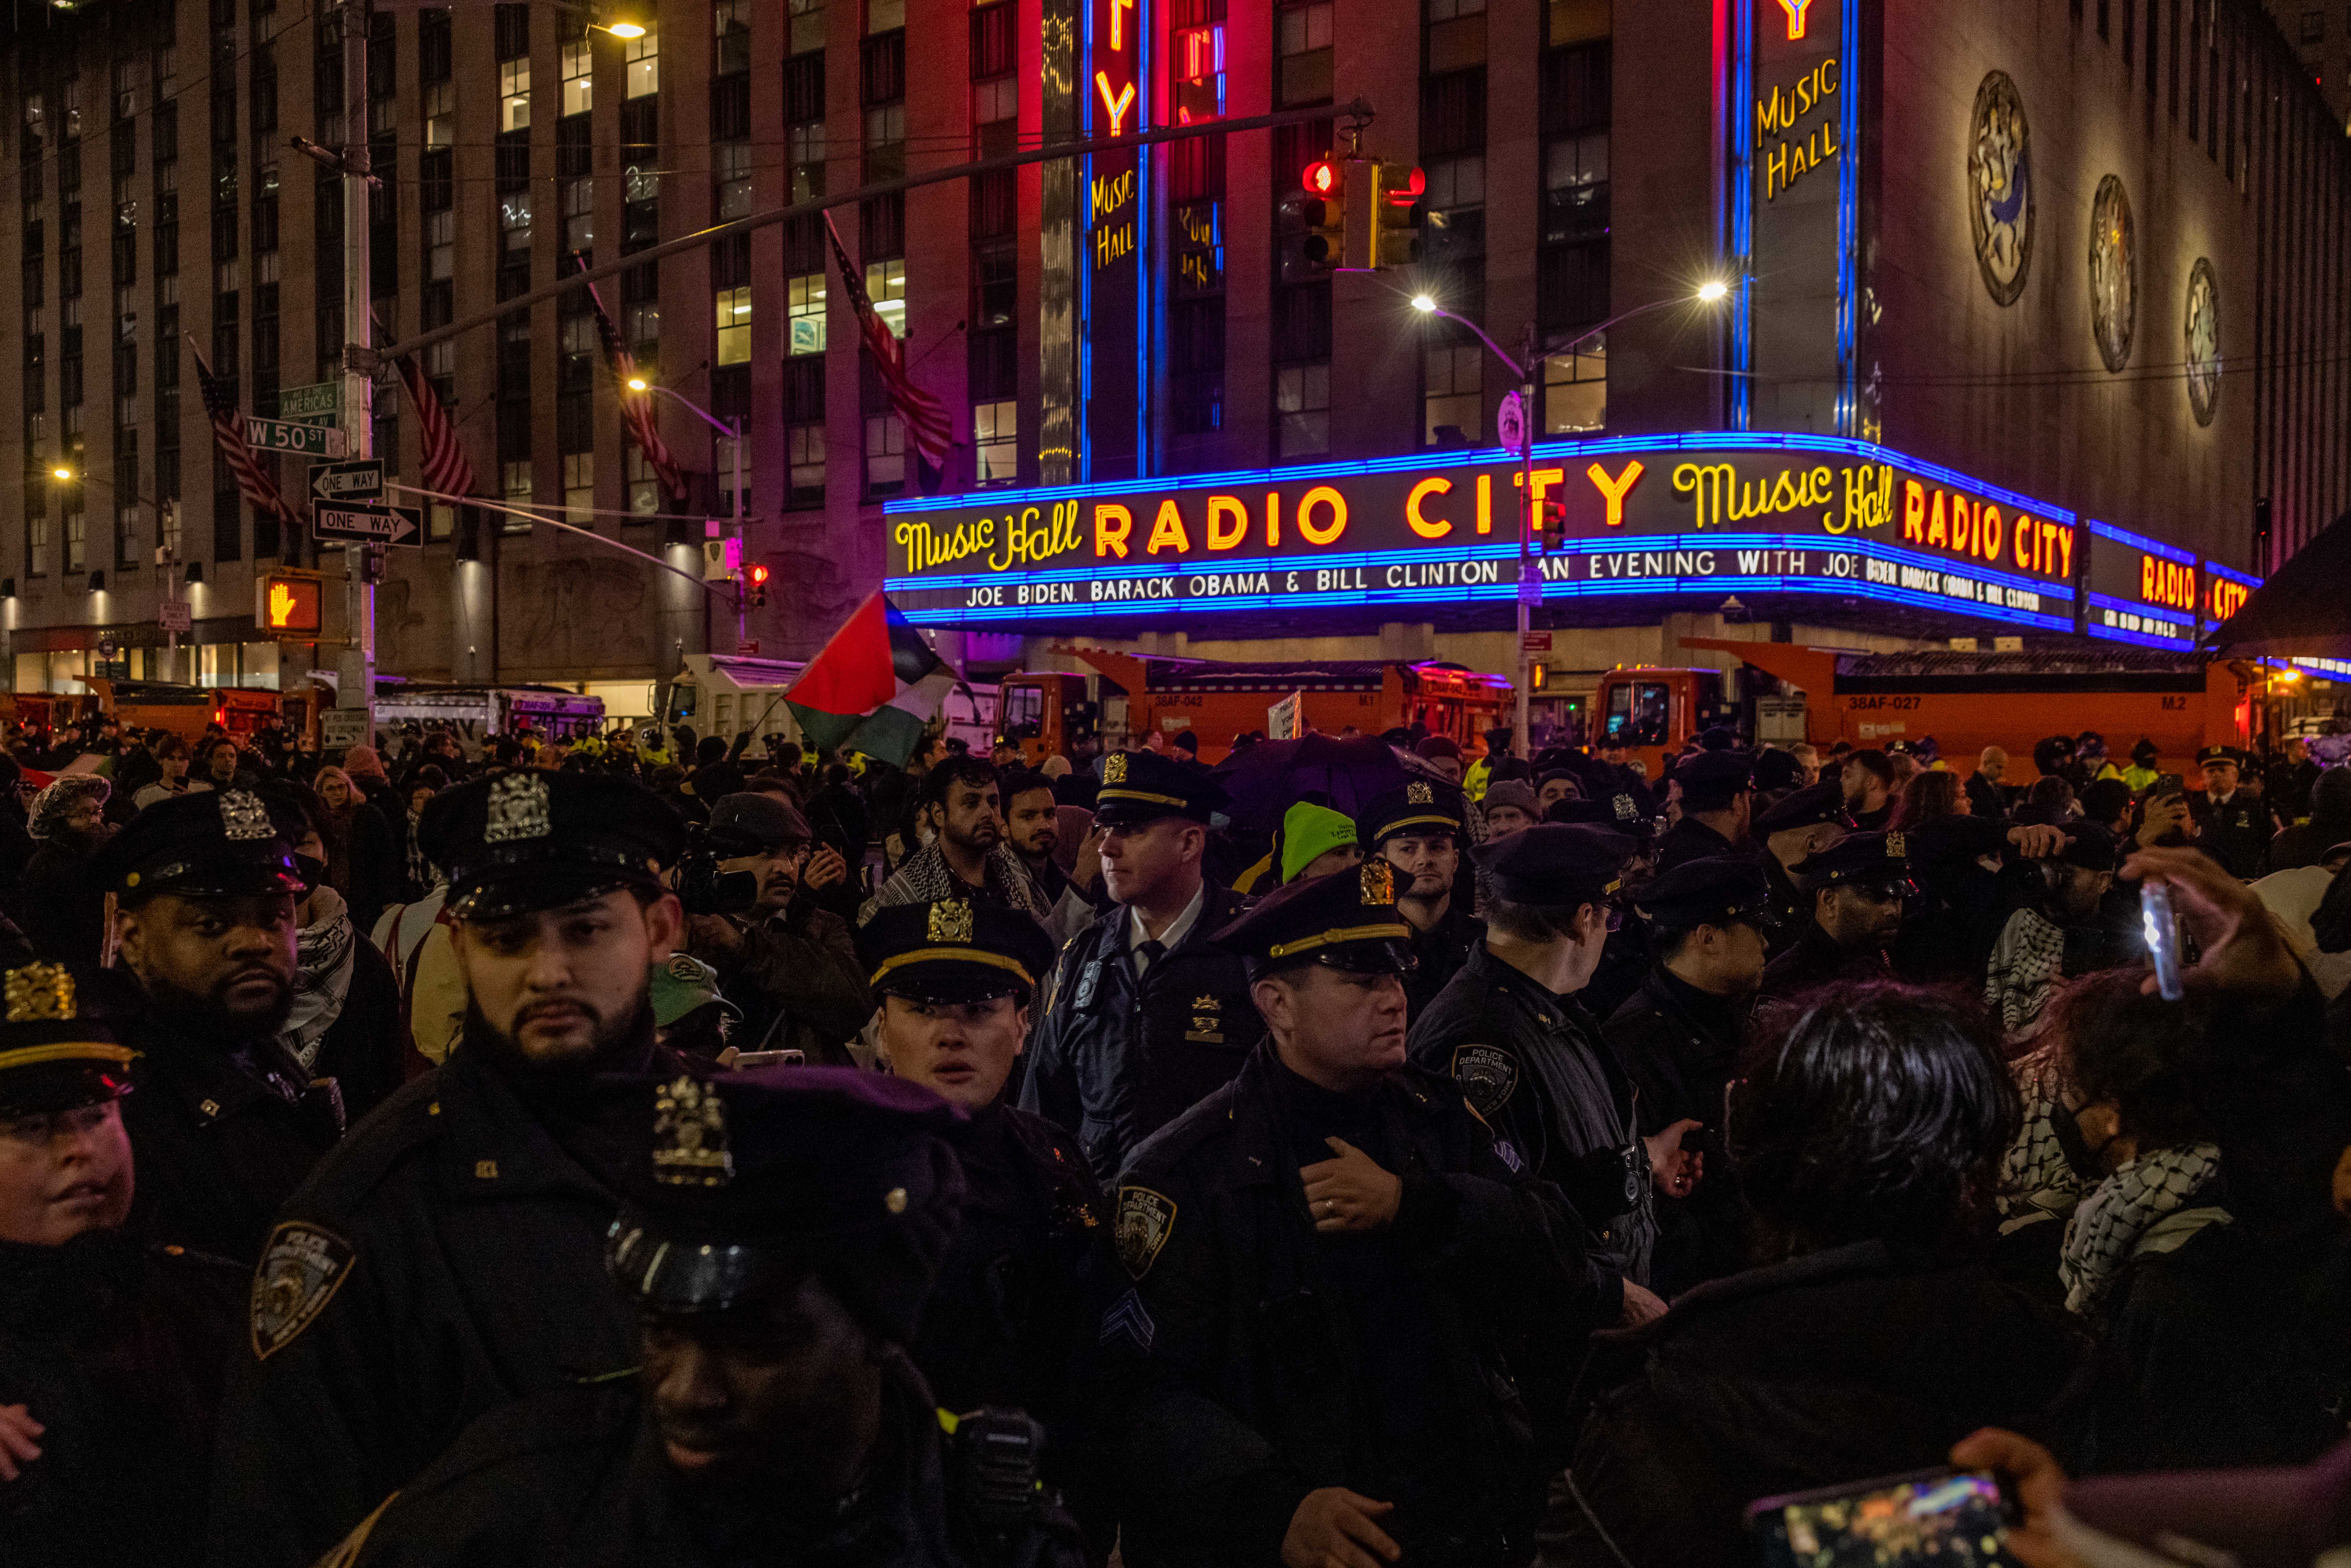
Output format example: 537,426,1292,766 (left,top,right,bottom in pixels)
295,853,330,892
